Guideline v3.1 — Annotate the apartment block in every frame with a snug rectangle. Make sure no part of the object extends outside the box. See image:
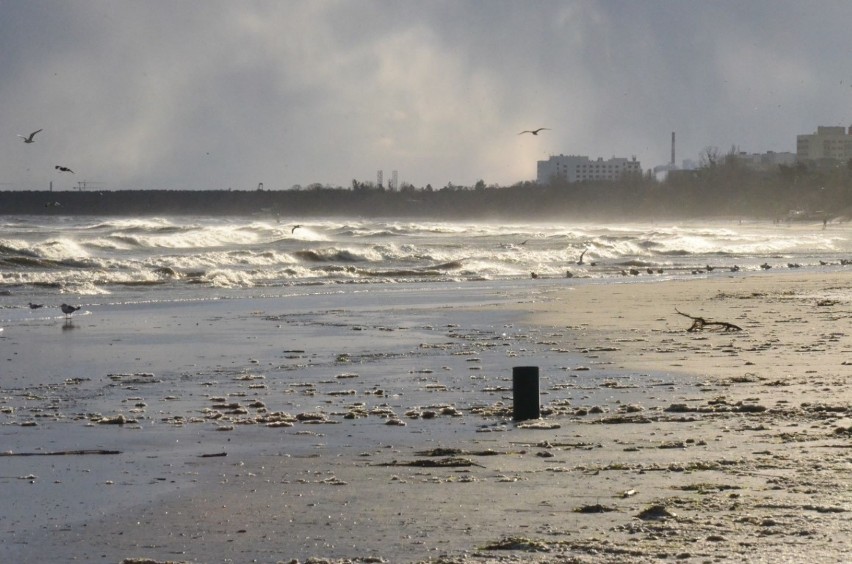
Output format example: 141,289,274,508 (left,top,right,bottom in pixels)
796,126,852,162
537,155,642,184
